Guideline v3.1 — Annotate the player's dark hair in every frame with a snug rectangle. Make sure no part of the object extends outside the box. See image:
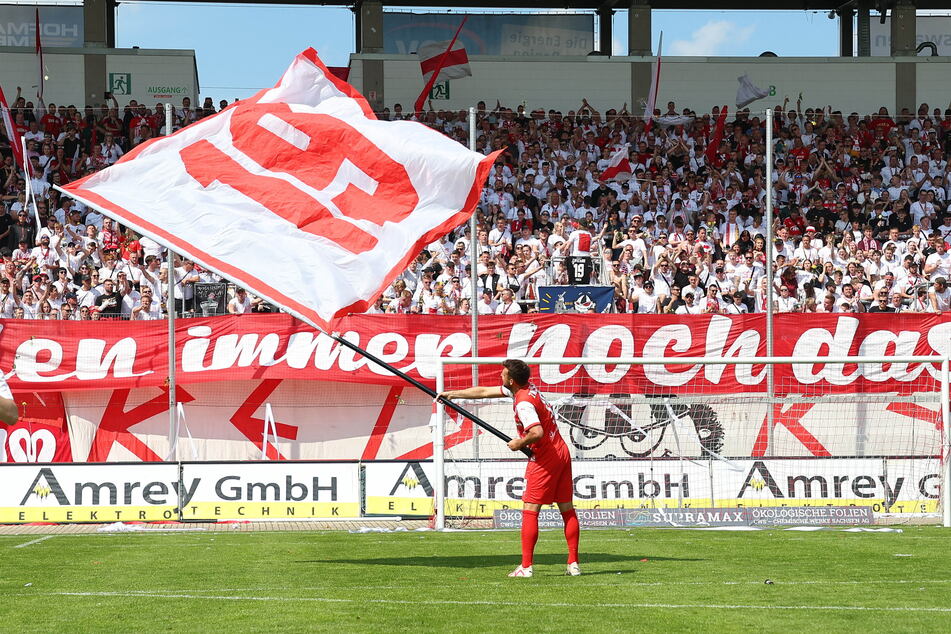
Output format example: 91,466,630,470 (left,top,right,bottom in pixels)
502,359,531,386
